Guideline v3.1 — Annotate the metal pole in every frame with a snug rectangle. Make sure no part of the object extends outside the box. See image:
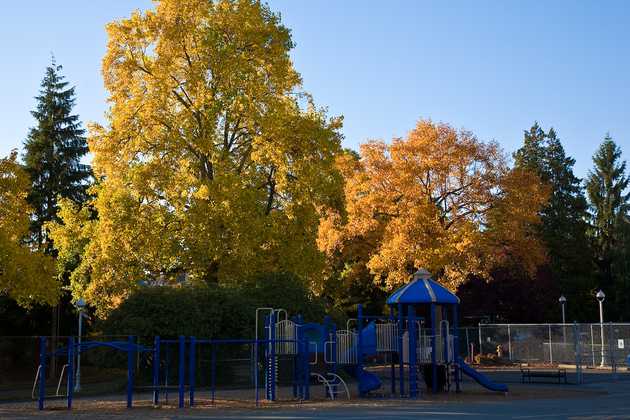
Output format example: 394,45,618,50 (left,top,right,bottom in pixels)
189,336,196,407
507,324,512,362
590,324,595,366
178,336,185,408
67,337,74,410
127,336,135,409
599,300,605,367
573,322,582,384
38,336,46,411
153,336,160,406
478,323,482,359
548,324,553,364
562,303,566,343
75,311,83,392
